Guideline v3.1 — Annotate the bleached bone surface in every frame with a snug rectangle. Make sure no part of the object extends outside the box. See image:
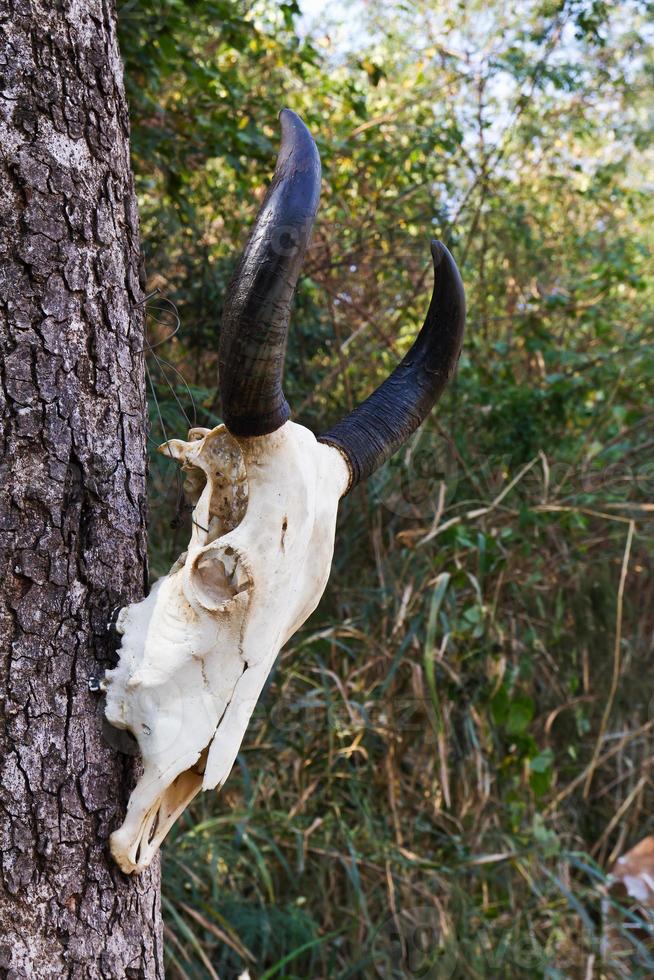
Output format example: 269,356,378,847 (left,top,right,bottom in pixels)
104,421,350,873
